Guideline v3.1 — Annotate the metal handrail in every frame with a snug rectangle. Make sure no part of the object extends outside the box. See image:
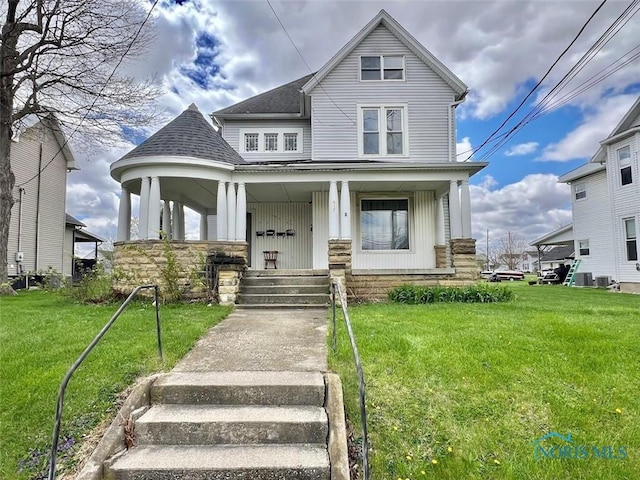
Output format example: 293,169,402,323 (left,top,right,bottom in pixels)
47,285,163,480
330,280,369,480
